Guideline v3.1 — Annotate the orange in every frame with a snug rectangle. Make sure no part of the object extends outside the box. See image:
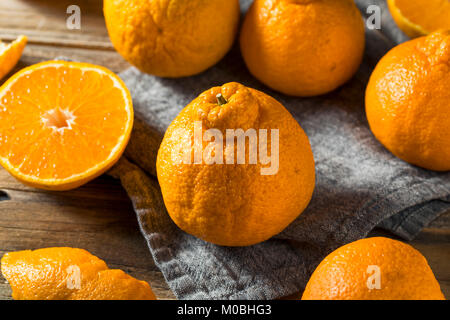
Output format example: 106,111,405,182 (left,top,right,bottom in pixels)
0,35,27,80
388,0,450,38
156,82,315,246
366,30,450,171
240,0,365,97
104,0,240,78
302,237,445,300
0,60,134,190
1,247,156,300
